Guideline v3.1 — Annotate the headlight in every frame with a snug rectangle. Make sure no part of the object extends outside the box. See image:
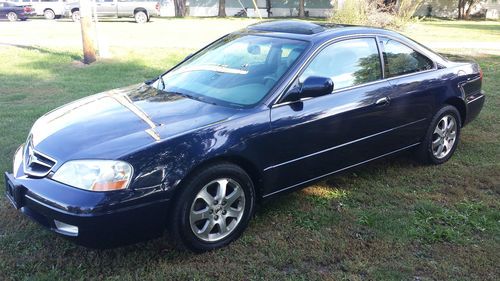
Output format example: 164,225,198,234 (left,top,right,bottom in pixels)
52,160,133,192
13,145,23,176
